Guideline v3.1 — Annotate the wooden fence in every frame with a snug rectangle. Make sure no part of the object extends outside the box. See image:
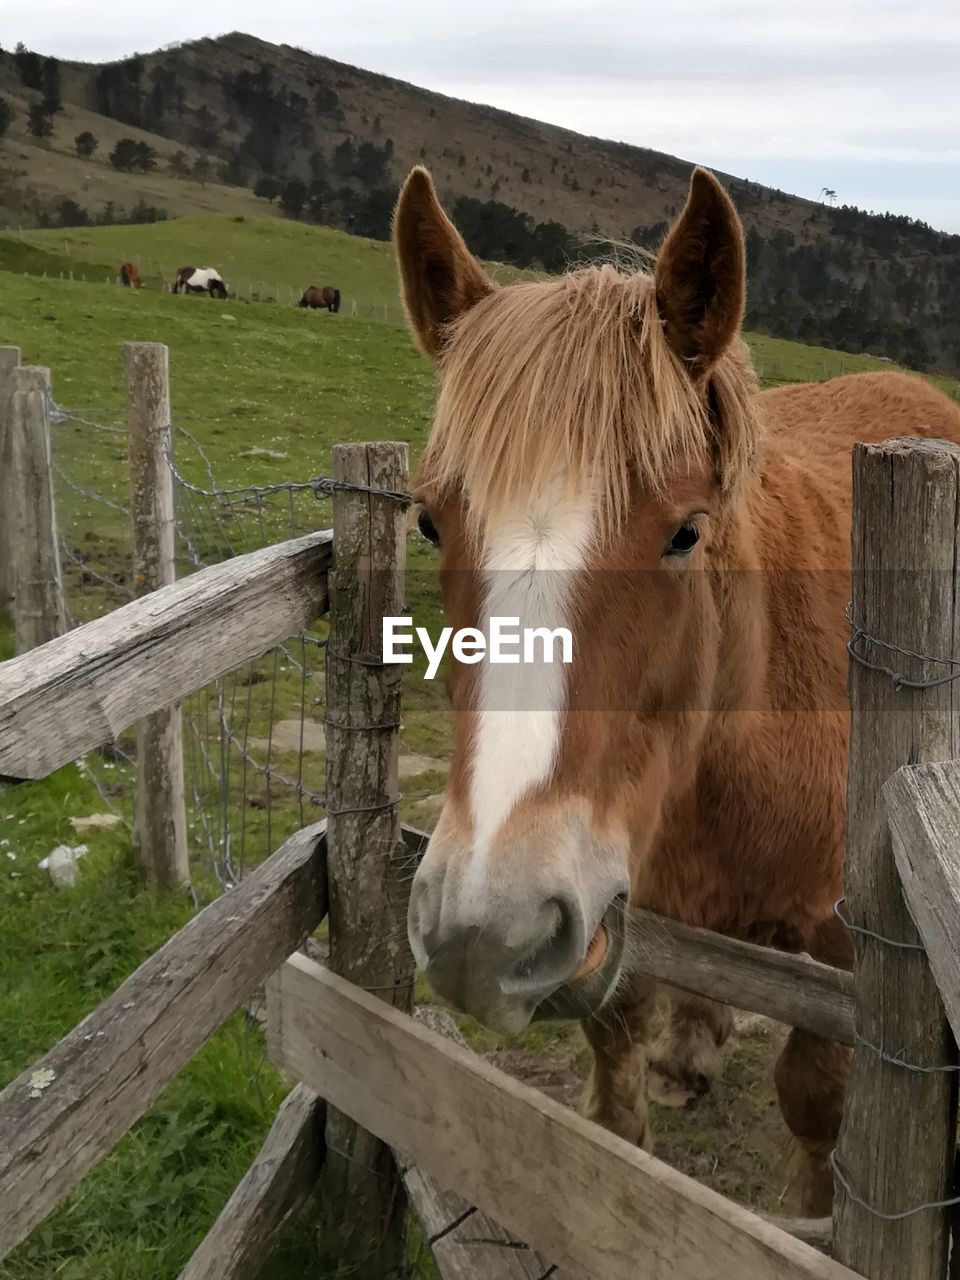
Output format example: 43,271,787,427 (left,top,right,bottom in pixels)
1,356,960,1277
